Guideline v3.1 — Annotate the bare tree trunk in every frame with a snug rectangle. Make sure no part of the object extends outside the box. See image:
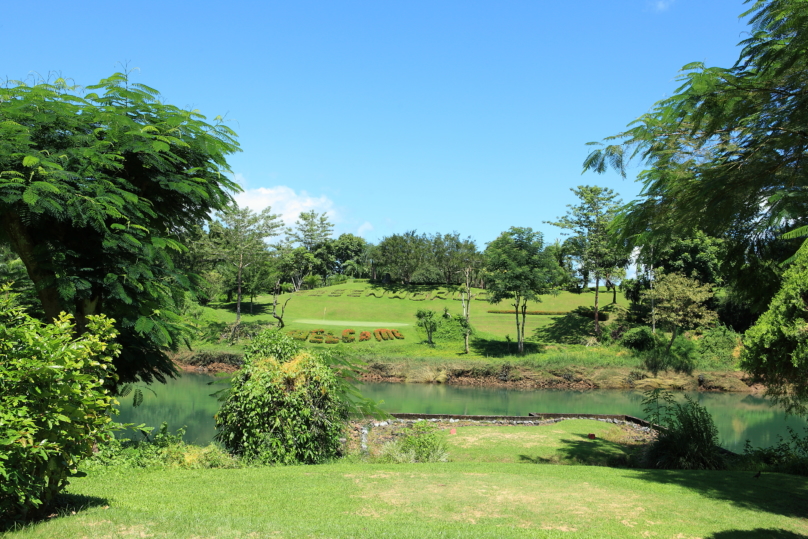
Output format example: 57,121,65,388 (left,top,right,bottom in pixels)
594,275,601,336
513,298,521,355
272,280,291,328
